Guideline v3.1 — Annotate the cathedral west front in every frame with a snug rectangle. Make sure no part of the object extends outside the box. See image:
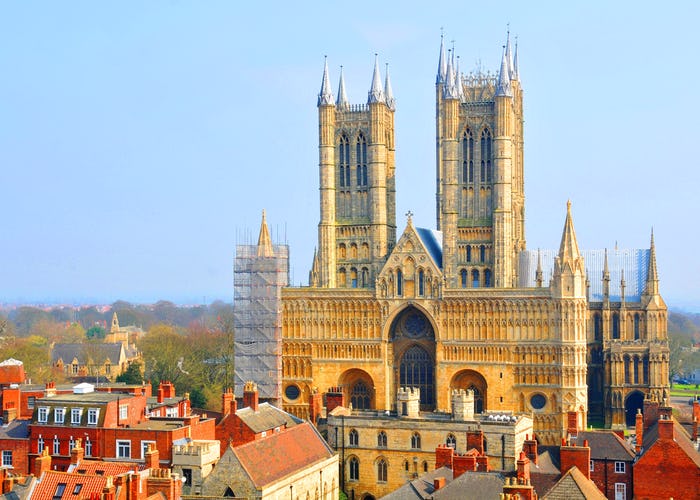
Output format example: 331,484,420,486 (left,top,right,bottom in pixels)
265,34,669,445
